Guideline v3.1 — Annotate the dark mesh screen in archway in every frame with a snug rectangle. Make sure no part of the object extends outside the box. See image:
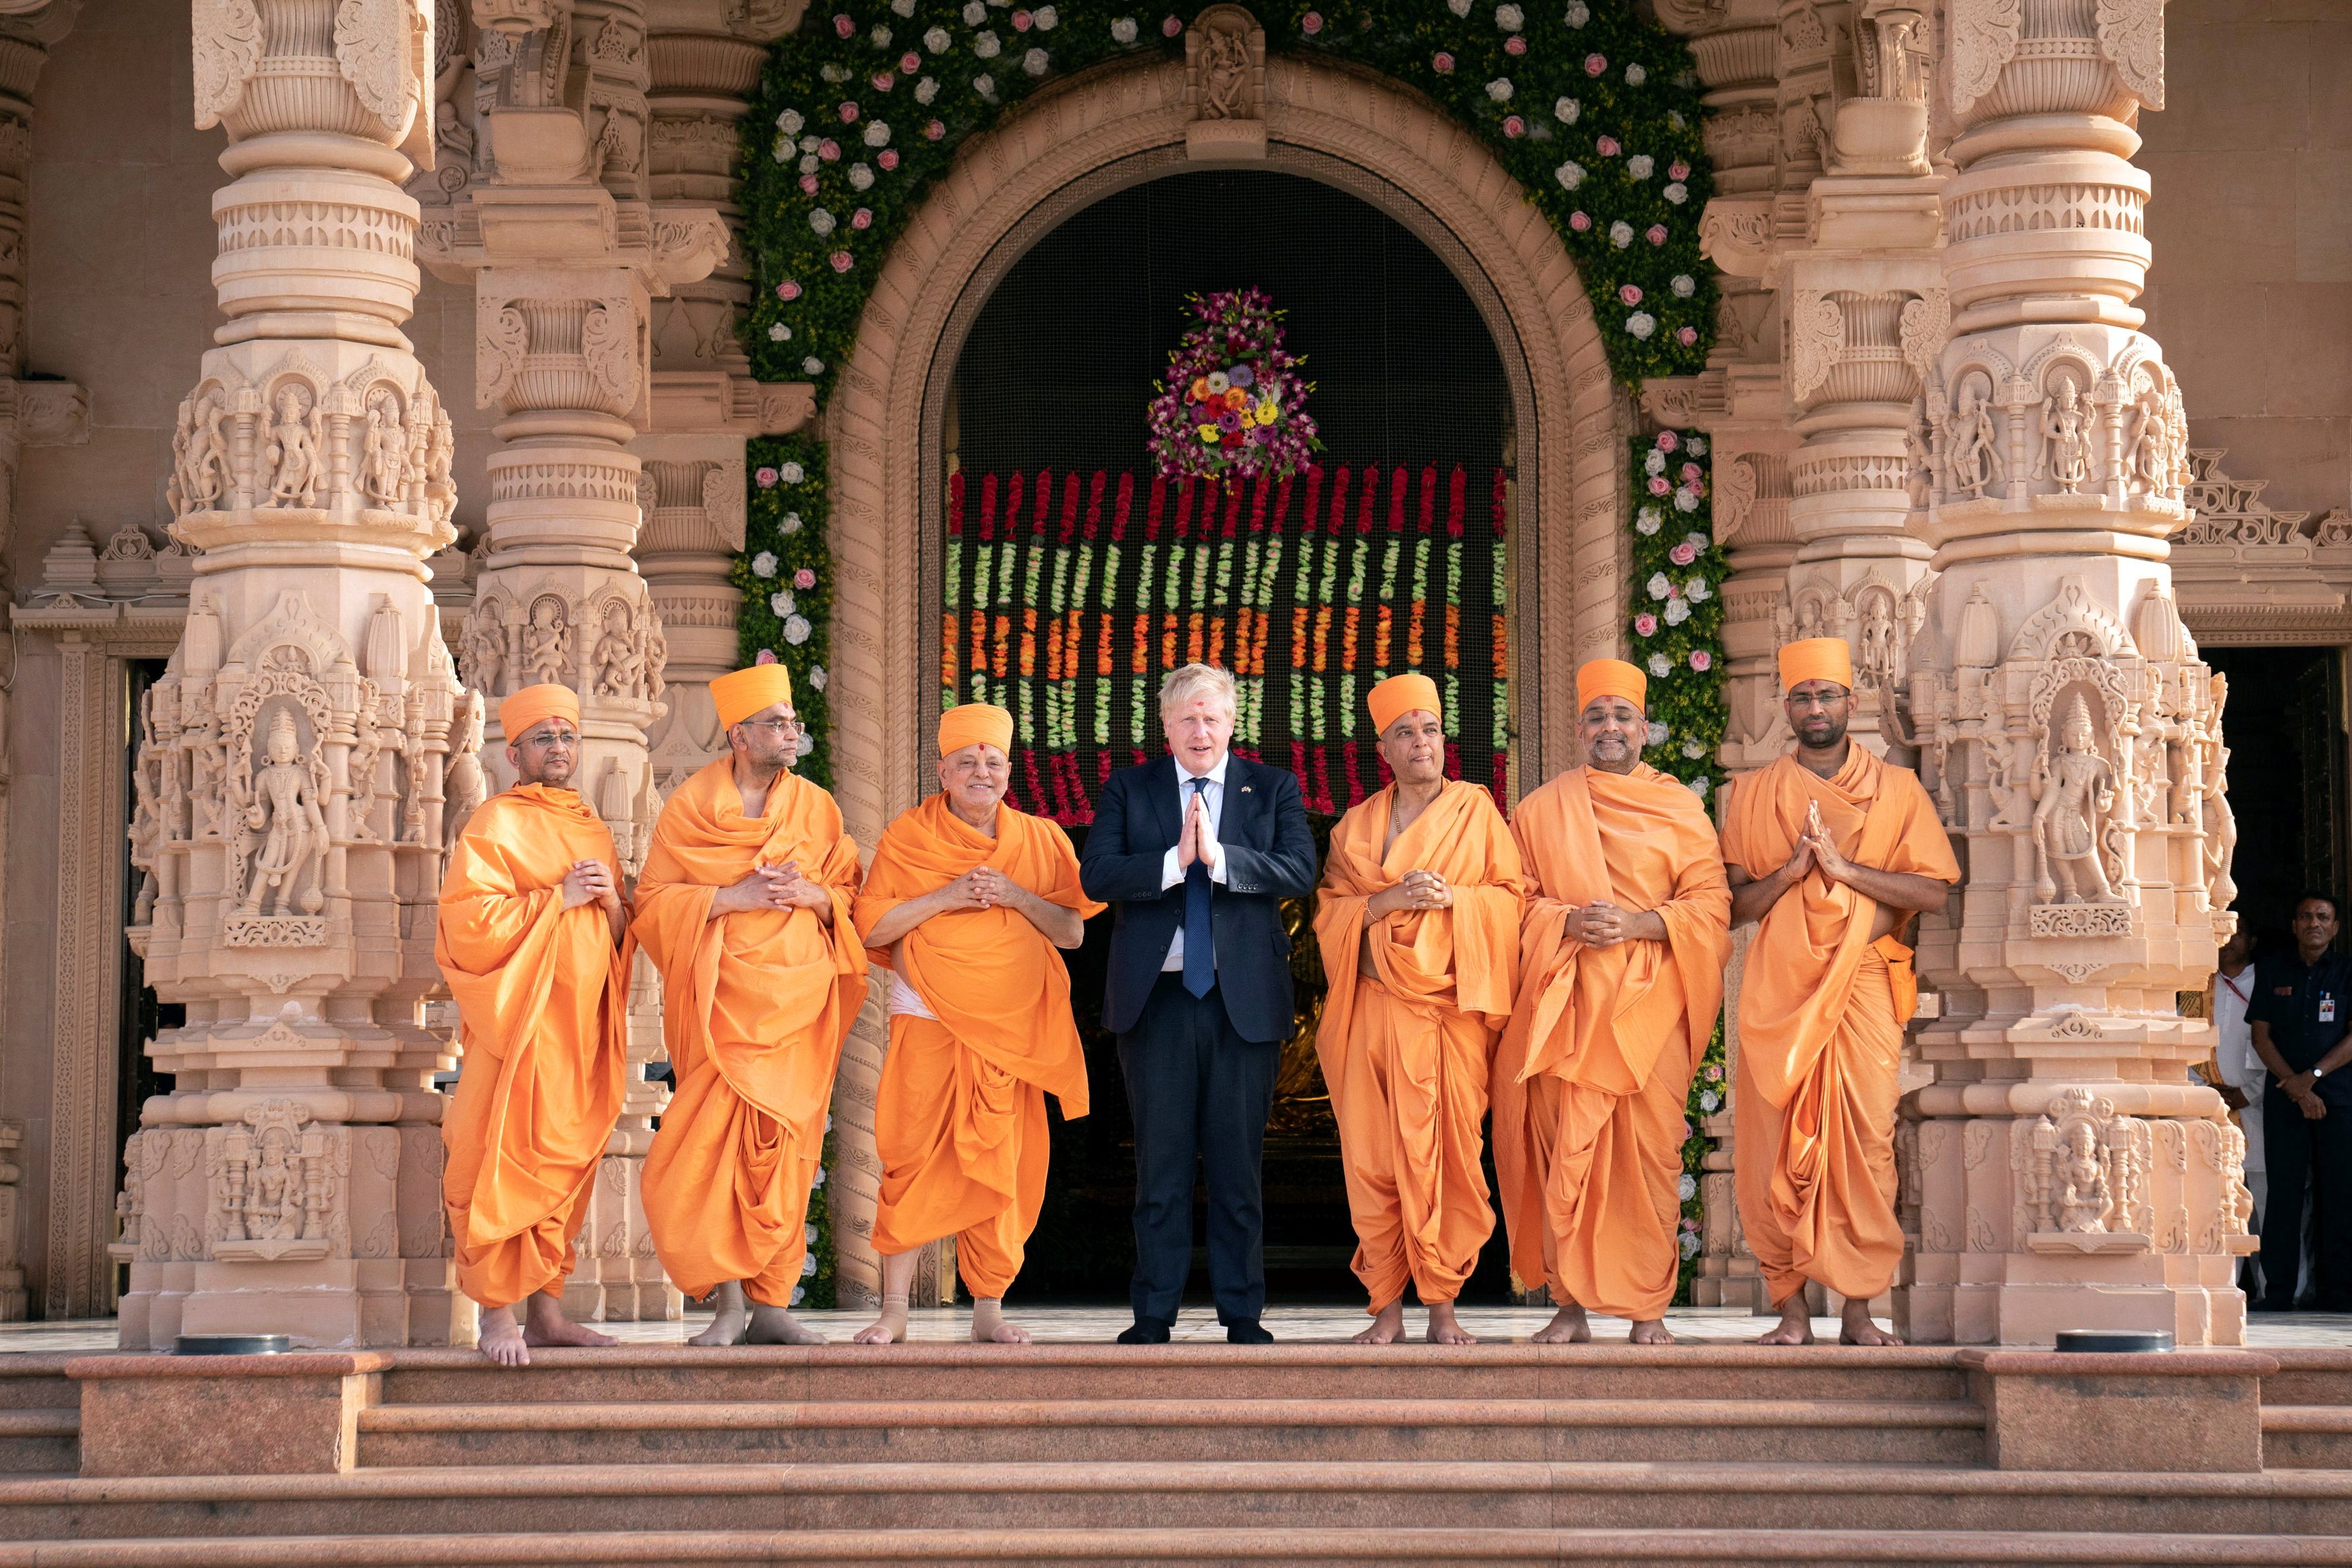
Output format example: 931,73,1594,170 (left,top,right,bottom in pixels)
943,169,1515,821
